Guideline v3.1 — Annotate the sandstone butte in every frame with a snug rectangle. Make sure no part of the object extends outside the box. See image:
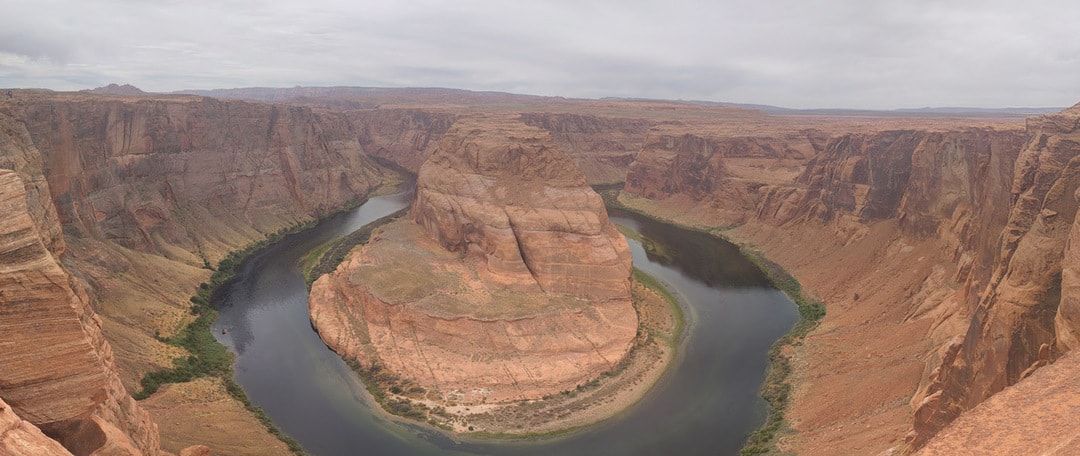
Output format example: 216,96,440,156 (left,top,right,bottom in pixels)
3,86,1080,455
309,116,638,406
